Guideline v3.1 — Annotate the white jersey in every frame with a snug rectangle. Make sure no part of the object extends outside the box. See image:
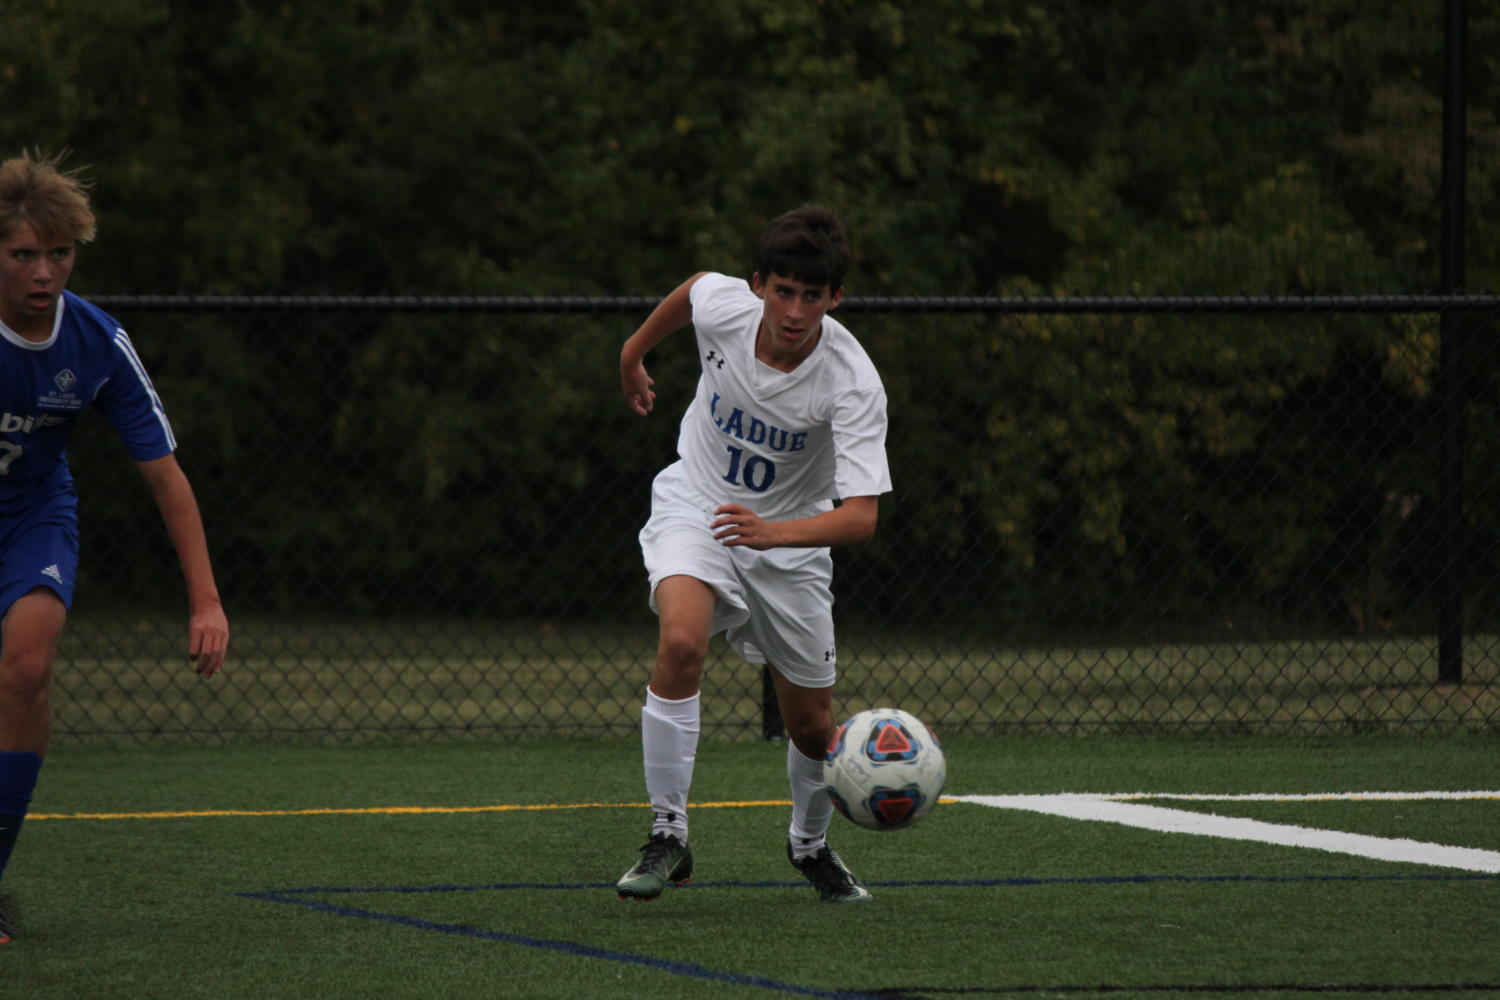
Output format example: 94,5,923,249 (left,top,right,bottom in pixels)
673,272,891,520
